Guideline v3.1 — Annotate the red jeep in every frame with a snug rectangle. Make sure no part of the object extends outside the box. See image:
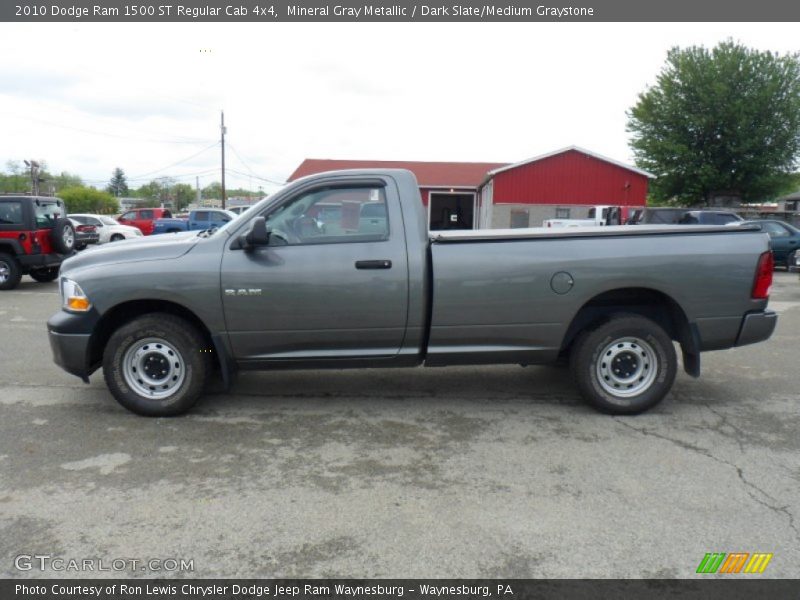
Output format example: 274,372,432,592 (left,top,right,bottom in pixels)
117,207,172,236
0,195,76,290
